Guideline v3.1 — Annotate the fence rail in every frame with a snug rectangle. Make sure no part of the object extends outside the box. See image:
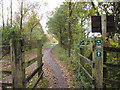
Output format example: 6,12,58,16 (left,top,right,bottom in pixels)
80,45,93,50
71,49,94,67
103,63,120,69
103,47,120,52
104,78,120,86
0,83,12,87
71,43,95,87
0,71,12,75
24,63,43,84
77,62,94,84
23,57,38,69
